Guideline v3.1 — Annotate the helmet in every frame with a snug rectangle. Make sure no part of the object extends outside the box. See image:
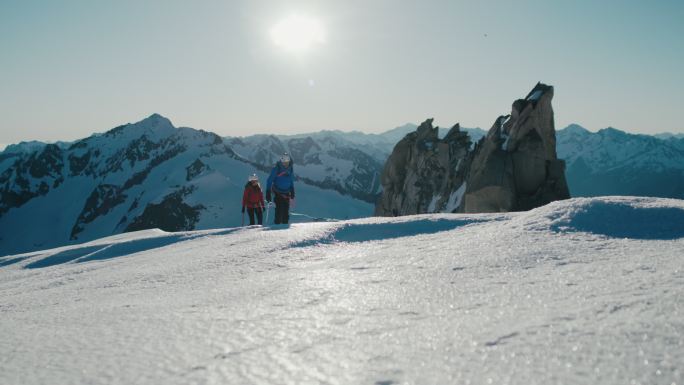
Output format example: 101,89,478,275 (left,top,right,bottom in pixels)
248,173,258,182
280,153,291,164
